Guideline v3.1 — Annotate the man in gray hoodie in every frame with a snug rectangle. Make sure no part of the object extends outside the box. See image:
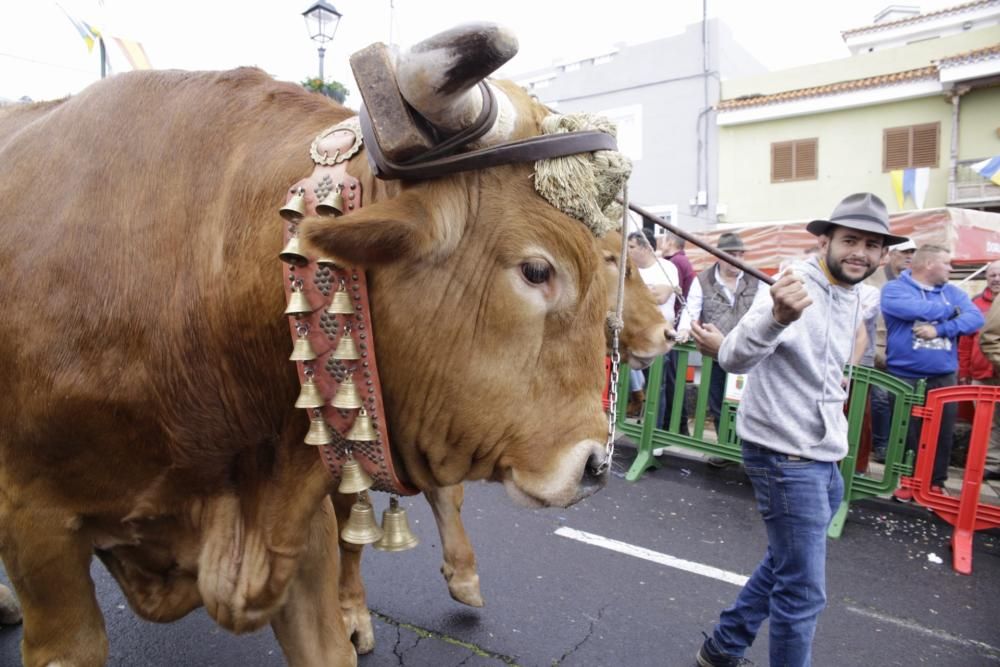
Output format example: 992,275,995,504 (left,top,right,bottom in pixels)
691,193,906,667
